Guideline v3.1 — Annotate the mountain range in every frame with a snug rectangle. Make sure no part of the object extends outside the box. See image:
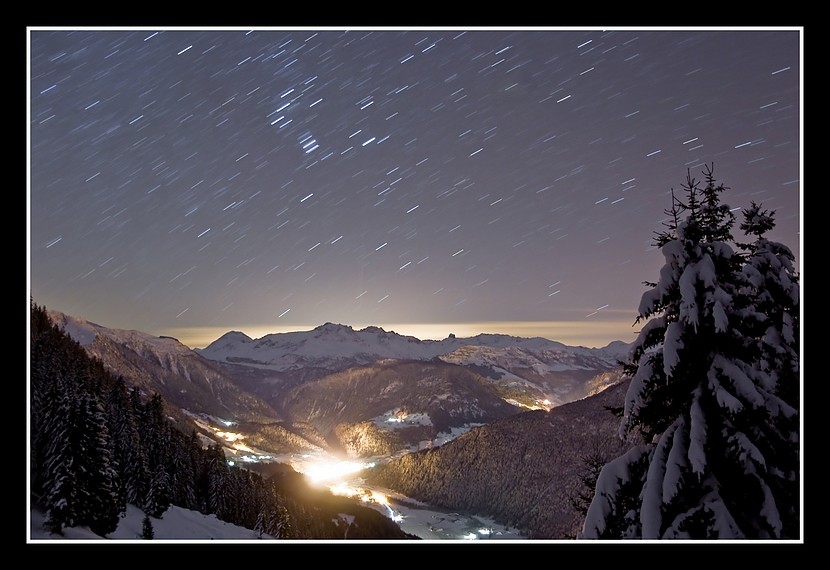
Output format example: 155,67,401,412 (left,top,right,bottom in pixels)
41,309,634,538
